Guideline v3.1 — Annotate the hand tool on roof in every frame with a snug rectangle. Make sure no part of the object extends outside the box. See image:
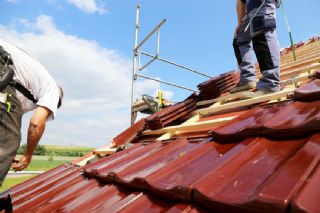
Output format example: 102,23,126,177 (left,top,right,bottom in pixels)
132,91,173,115
157,90,164,108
